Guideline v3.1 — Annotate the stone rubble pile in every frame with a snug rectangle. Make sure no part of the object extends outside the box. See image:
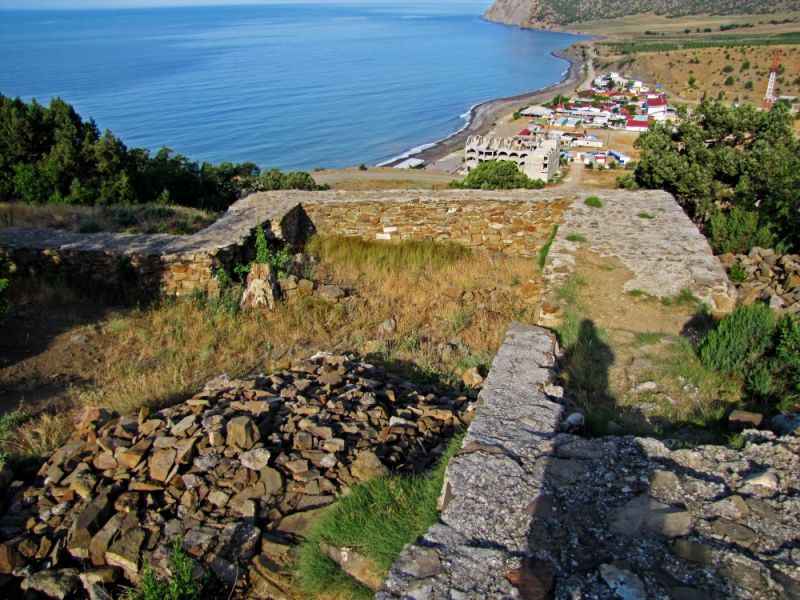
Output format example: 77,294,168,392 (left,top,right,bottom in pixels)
720,247,800,314
0,353,474,599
